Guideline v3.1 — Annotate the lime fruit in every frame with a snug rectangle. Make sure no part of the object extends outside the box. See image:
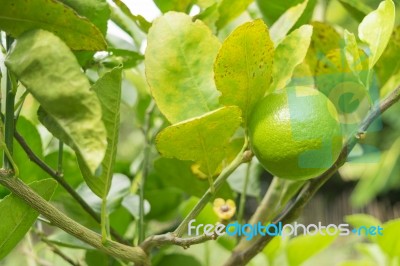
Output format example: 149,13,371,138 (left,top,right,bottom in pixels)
248,86,342,180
